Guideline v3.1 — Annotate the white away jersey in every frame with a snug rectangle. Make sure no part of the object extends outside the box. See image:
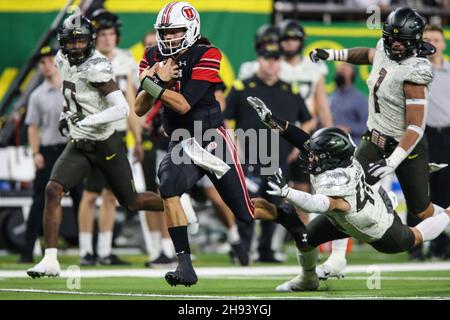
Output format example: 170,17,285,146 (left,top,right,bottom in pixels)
366,39,433,140
110,48,139,131
56,50,115,141
311,160,394,242
237,58,328,111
